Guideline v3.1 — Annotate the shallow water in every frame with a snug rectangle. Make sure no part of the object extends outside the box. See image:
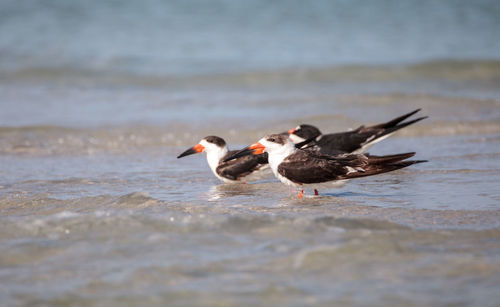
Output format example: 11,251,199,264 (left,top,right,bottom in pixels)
2,64,500,306
2,1,500,305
